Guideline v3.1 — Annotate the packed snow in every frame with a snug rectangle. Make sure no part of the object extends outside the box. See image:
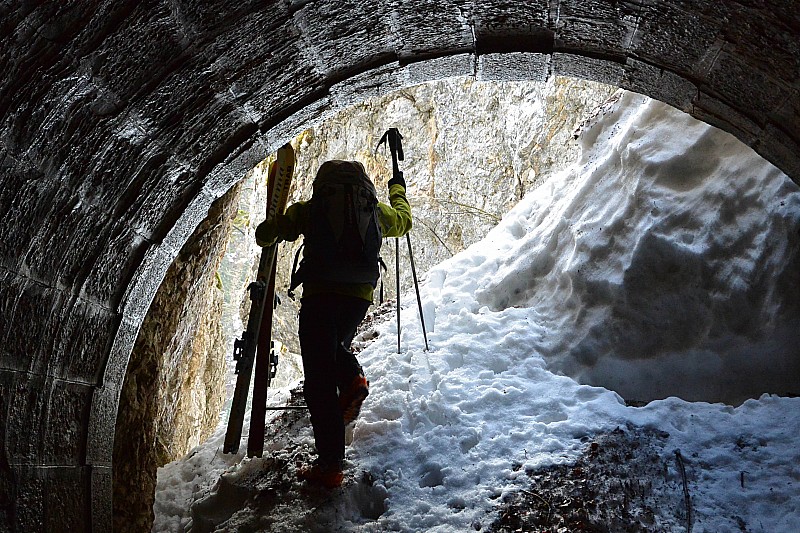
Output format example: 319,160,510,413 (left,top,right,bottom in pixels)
153,92,800,532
